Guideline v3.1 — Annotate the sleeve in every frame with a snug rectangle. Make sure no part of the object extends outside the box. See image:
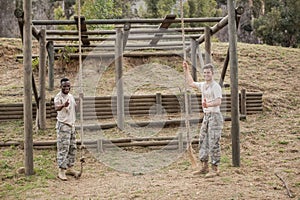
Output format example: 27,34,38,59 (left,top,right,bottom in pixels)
54,94,60,106
213,84,222,99
193,82,204,92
